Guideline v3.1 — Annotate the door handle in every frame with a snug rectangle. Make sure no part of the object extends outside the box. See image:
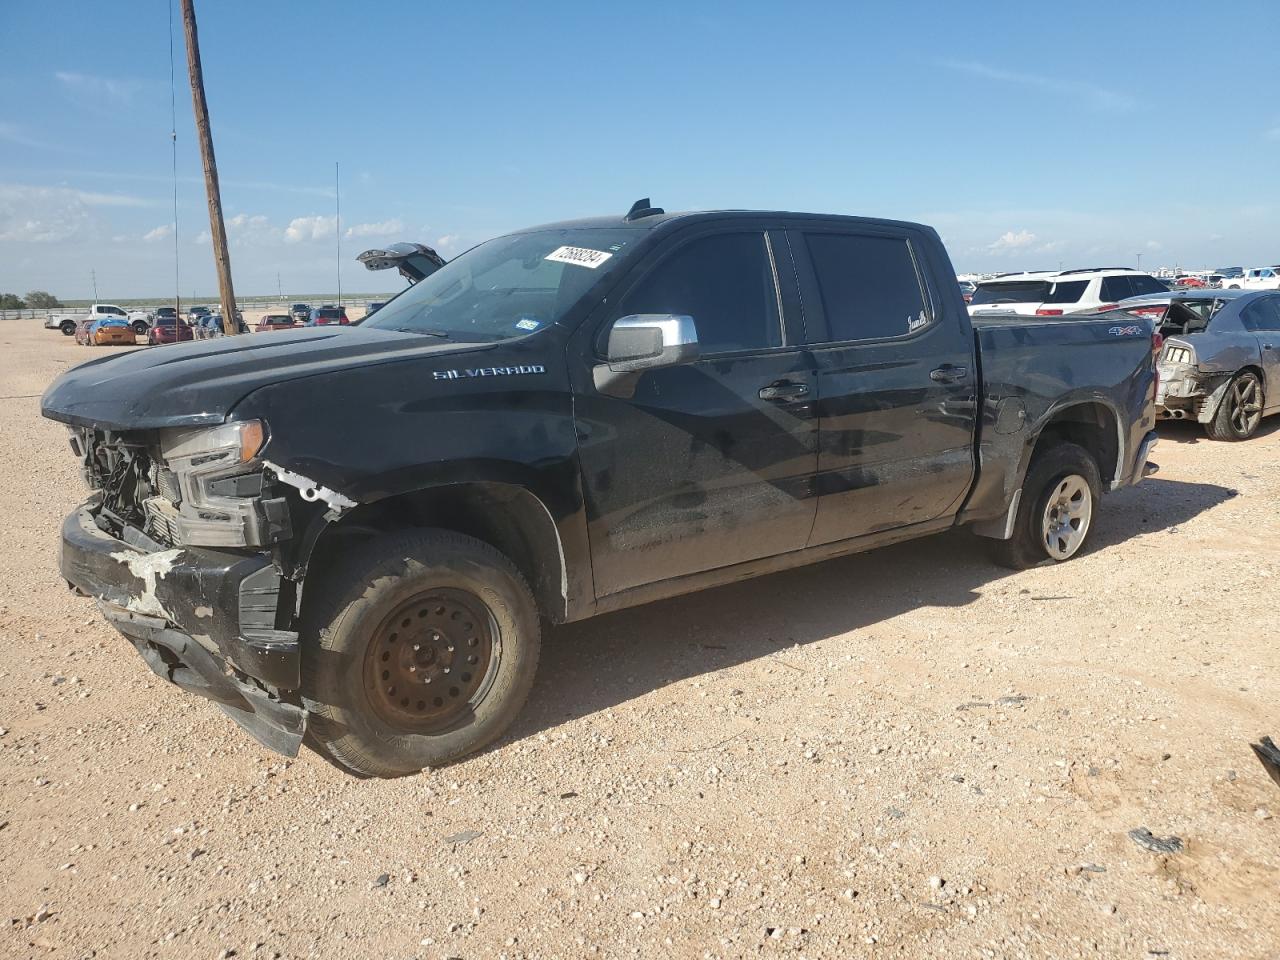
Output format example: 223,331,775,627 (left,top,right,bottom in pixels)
758,380,810,401
930,364,969,383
